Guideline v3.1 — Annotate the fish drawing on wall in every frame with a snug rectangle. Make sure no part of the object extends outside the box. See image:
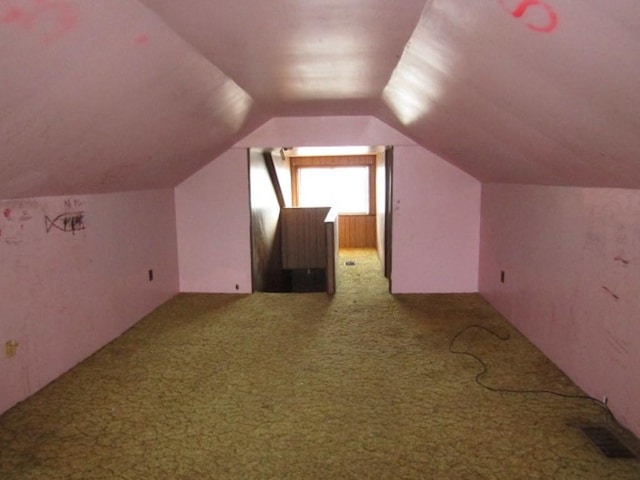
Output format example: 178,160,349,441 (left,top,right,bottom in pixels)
45,212,85,234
